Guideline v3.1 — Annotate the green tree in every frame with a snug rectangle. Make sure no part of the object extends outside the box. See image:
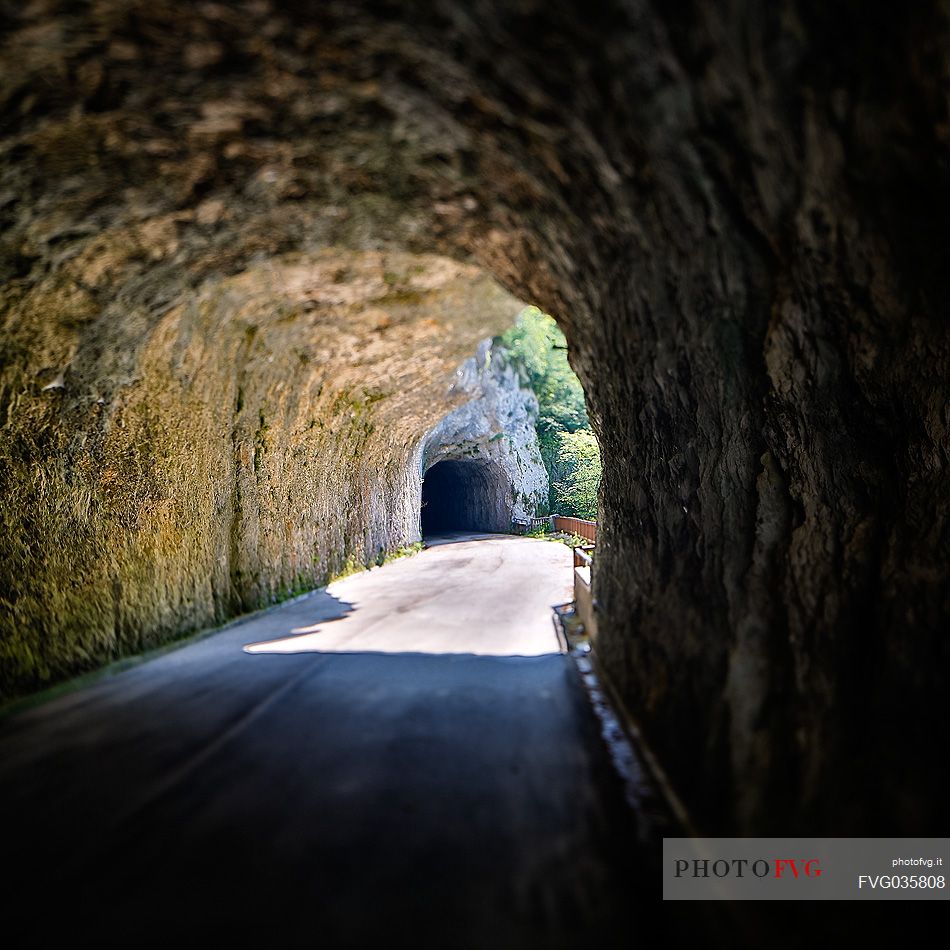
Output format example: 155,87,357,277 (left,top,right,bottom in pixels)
553,429,601,519
497,307,601,518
